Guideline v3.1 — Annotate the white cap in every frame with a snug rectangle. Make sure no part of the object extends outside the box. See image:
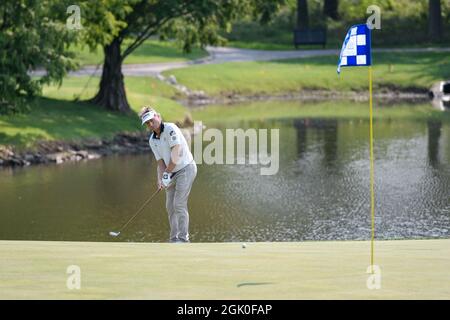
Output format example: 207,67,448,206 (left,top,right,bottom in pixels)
141,111,156,125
